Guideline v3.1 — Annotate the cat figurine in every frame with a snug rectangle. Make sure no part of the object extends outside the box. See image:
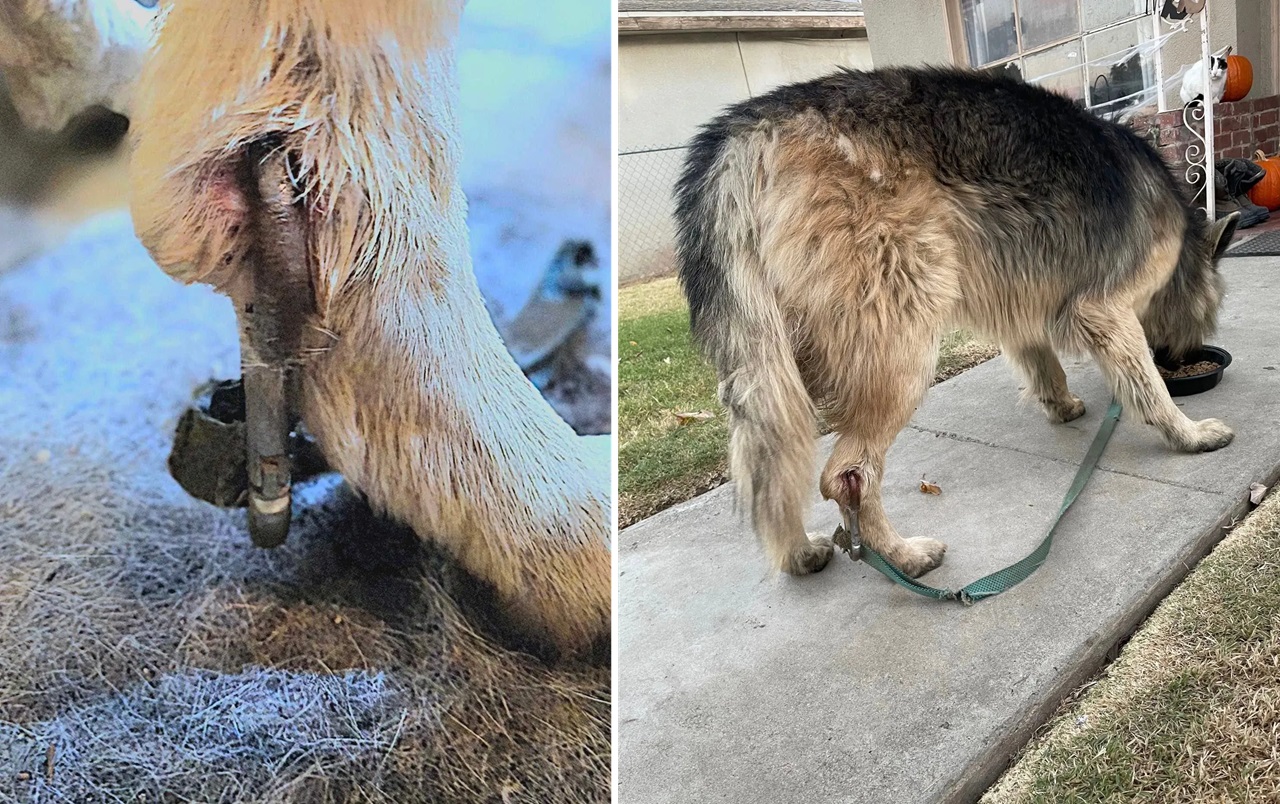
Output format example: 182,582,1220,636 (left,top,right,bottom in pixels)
1180,49,1230,106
